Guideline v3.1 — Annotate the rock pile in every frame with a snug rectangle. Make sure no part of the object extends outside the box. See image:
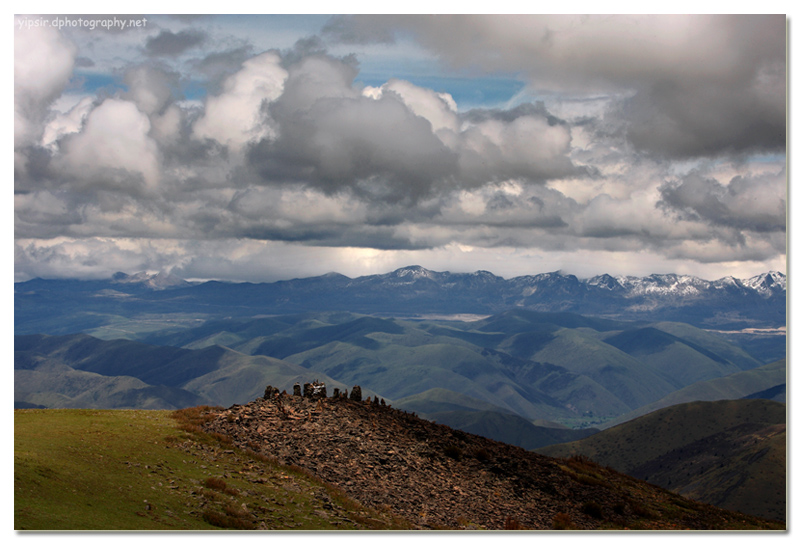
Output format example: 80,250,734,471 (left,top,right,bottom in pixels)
202,388,757,530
